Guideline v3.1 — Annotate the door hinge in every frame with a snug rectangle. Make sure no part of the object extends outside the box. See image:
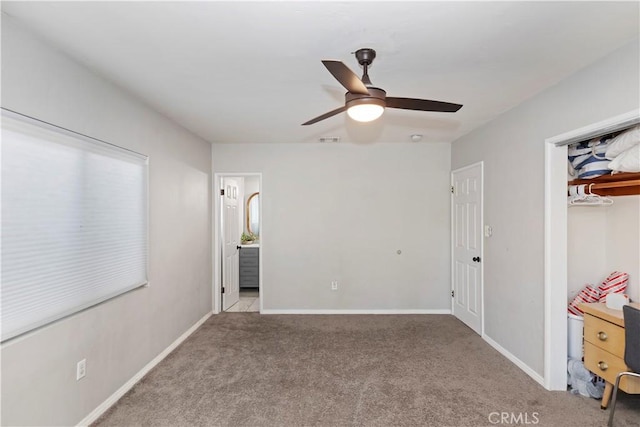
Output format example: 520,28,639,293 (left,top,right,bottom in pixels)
222,286,225,294
451,290,454,298
451,186,455,194
220,189,225,196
